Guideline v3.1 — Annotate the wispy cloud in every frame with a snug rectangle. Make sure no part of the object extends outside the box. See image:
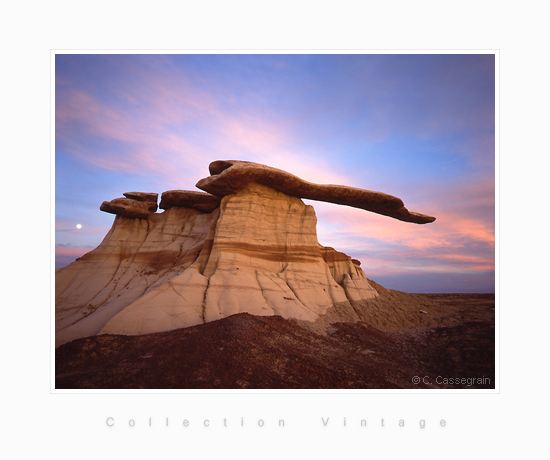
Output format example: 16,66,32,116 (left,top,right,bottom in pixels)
313,173,494,283
55,243,95,269
55,54,495,292
56,60,354,190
